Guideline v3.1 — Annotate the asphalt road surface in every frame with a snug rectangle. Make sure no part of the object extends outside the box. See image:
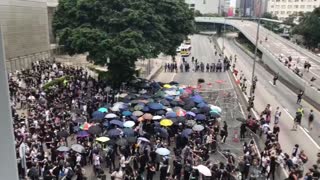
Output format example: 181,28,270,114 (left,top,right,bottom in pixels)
217,36,320,169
